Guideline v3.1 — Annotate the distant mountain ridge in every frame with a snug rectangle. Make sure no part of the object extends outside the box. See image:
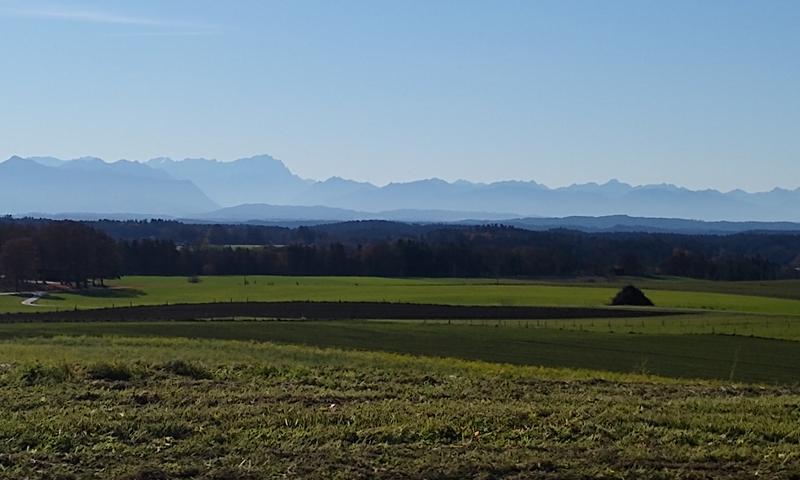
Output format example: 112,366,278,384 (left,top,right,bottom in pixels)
0,156,217,215
490,215,800,234
12,211,800,235
199,204,522,223
193,208,800,234
146,155,312,206
3,154,800,222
